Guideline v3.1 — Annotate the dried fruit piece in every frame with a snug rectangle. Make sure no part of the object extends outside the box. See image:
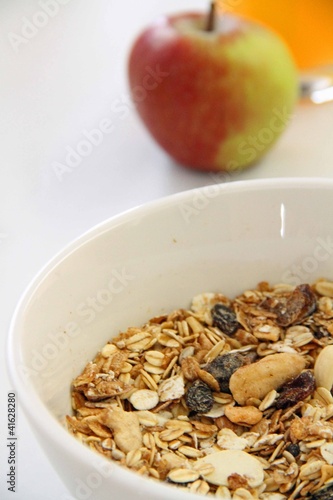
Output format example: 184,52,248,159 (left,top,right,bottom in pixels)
263,284,317,327
67,279,333,498
285,443,300,457
196,450,264,487
229,353,306,406
228,475,248,491
309,483,333,500
203,353,245,393
185,380,214,414
211,303,239,336
276,370,316,409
